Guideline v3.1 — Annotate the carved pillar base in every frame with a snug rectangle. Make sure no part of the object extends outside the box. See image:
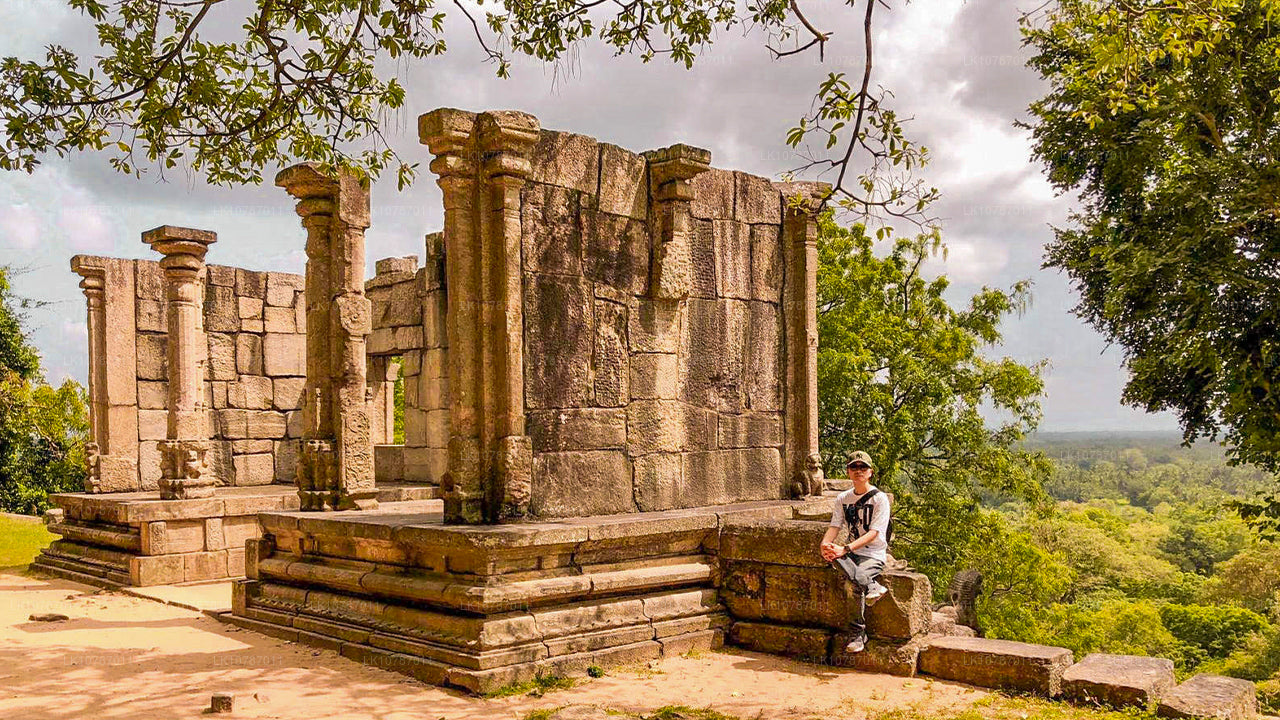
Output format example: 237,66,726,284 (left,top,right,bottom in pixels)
157,439,217,500
298,439,379,511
